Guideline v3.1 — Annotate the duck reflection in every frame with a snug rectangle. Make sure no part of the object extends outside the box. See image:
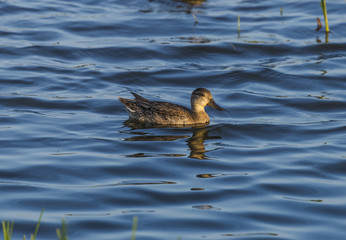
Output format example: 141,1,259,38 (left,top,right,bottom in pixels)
187,127,221,159
176,0,206,7
121,120,222,159
148,0,206,22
